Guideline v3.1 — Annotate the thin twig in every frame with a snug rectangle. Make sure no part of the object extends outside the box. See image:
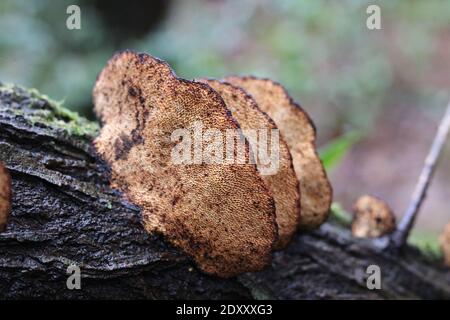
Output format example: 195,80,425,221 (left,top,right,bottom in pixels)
391,102,450,248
